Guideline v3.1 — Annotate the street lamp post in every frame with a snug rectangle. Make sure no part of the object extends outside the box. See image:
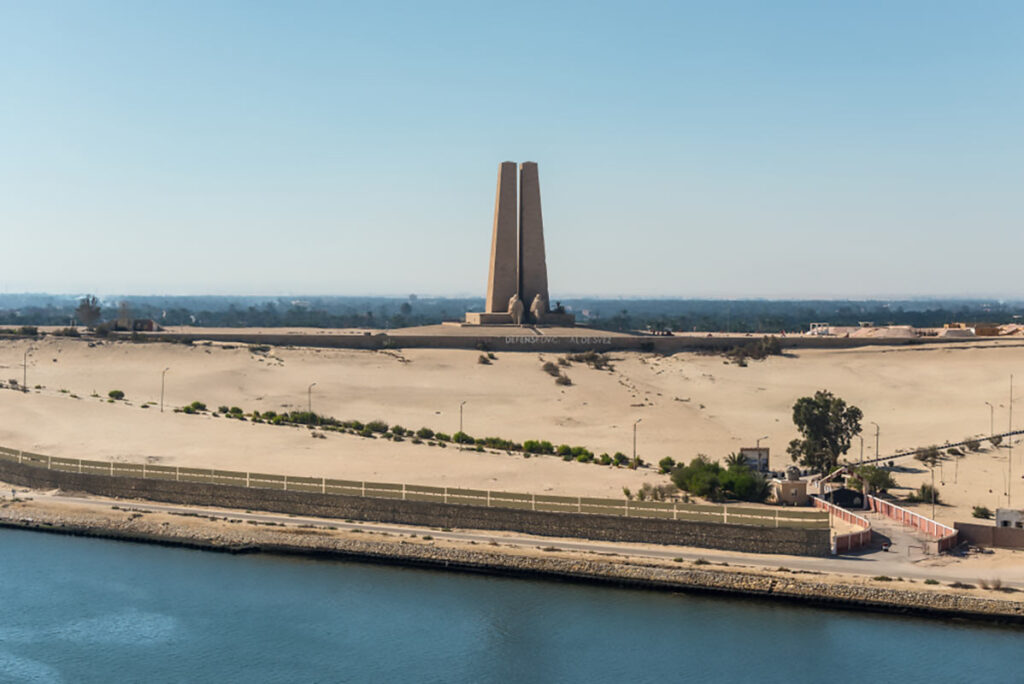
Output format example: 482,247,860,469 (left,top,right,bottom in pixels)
160,367,169,412
985,401,995,437
459,400,467,450
308,382,317,414
858,435,864,466
756,435,768,449
632,418,642,469
23,348,30,393
871,421,880,464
